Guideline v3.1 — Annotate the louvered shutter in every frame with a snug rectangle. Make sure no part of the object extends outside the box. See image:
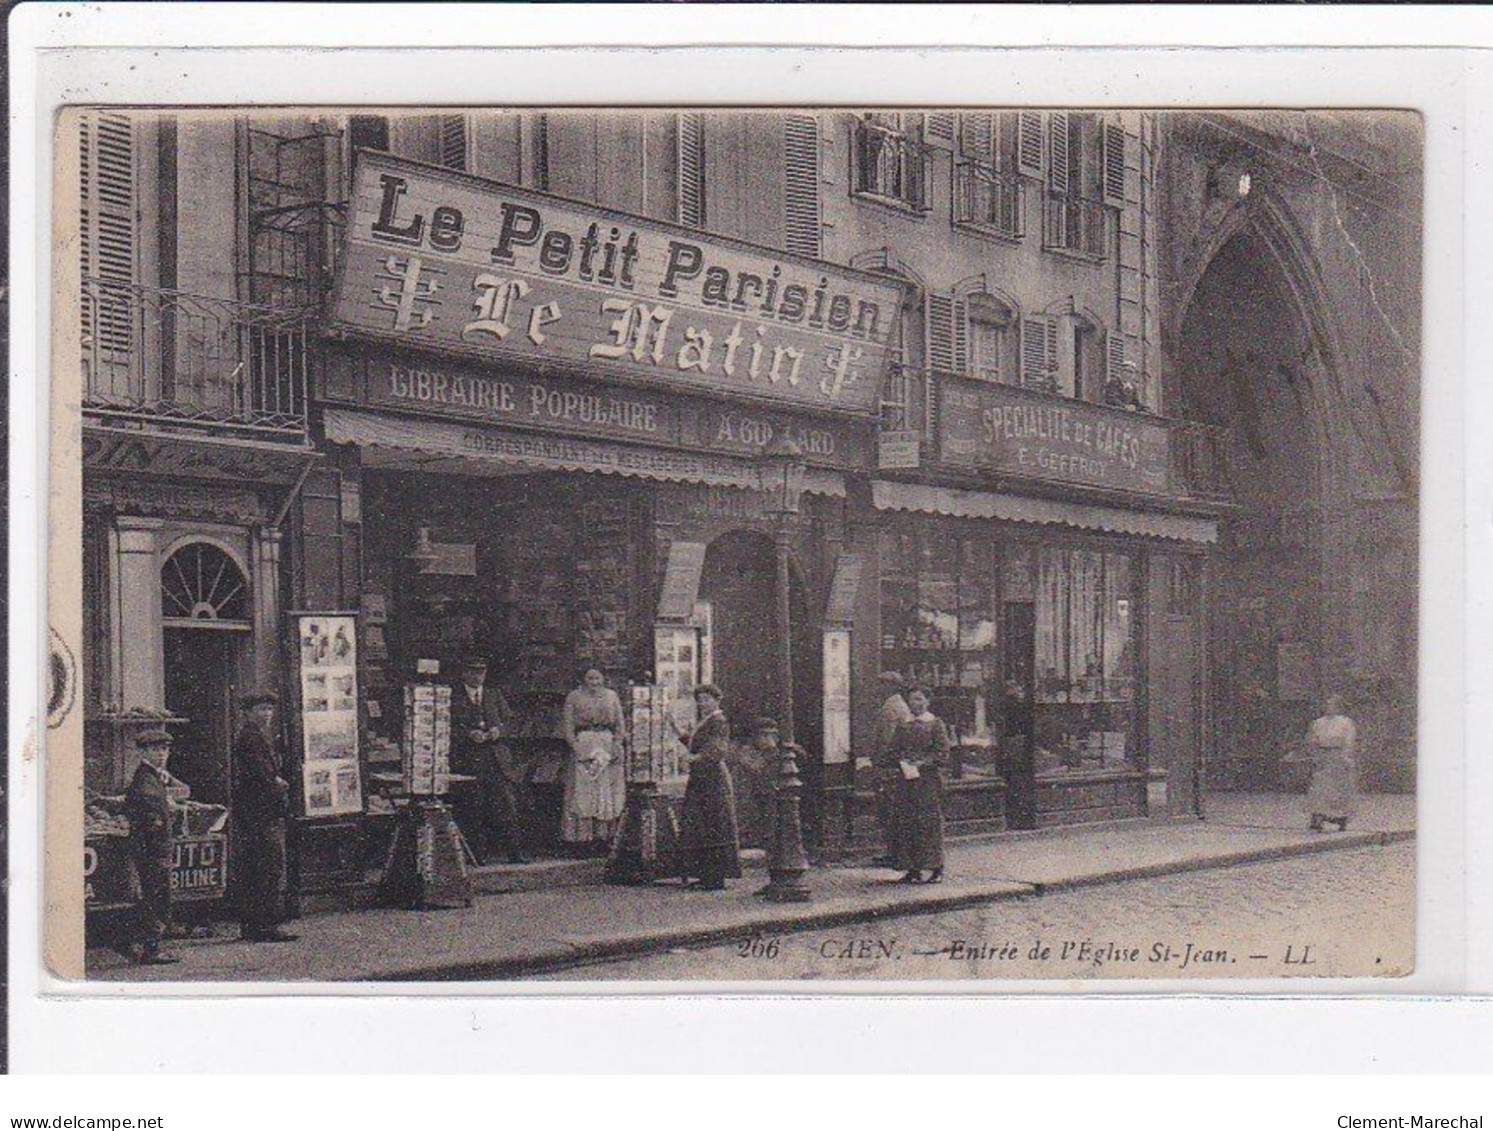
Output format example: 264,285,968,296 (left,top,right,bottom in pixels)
677,112,706,228
1048,112,1070,195
1103,121,1127,206
960,112,995,165
952,298,969,373
1018,111,1045,177
80,112,138,387
783,114,821,258
1020,317,1055,390
438,114,468,171
1106,333,1127,389
923,112,957,147
926,292,957,375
